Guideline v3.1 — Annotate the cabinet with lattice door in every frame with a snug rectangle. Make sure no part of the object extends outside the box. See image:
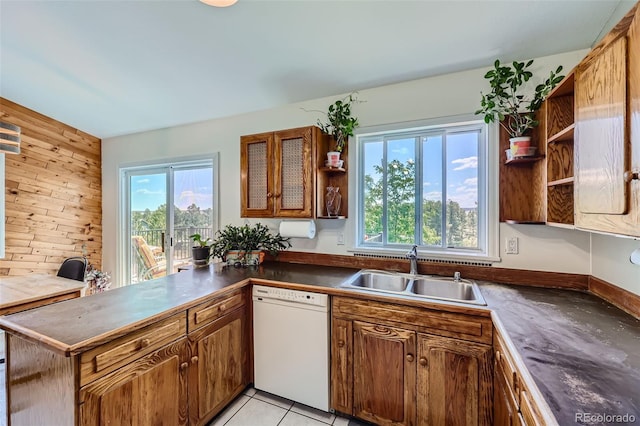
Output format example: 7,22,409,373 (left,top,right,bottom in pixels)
241,126,328,218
